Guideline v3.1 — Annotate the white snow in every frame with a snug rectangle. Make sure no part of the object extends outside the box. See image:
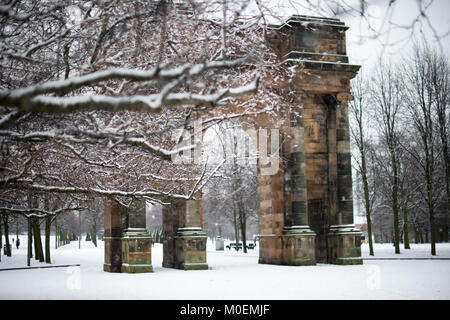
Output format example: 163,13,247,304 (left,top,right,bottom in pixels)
0,236,449,300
